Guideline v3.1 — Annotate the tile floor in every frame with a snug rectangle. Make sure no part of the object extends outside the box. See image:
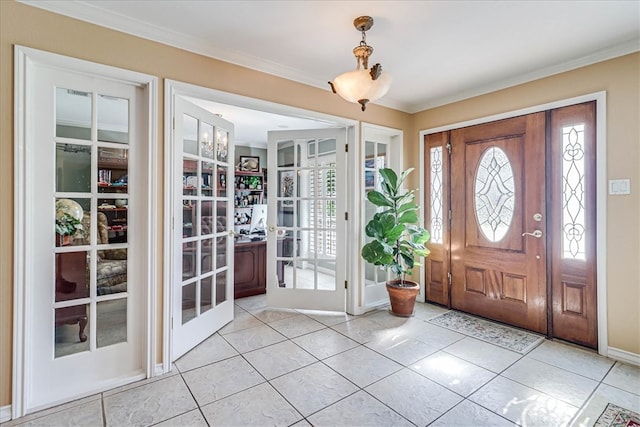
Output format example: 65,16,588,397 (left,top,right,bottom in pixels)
4,295,640,427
